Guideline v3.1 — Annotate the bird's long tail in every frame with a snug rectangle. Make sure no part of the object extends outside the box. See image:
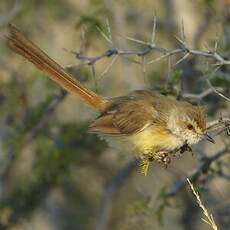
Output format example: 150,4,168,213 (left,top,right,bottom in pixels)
6,24,108,112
